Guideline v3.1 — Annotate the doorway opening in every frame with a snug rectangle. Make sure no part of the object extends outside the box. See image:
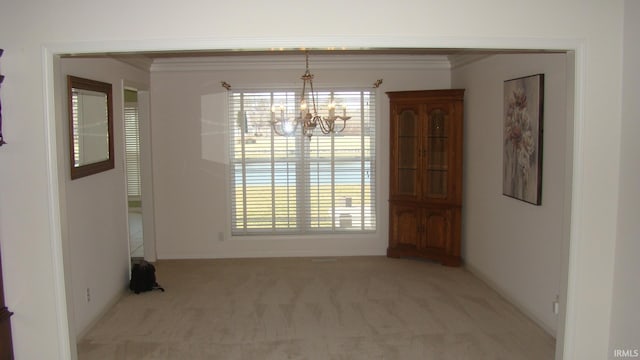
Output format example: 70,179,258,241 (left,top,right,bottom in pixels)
45,43,580,360
124,88,143,259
